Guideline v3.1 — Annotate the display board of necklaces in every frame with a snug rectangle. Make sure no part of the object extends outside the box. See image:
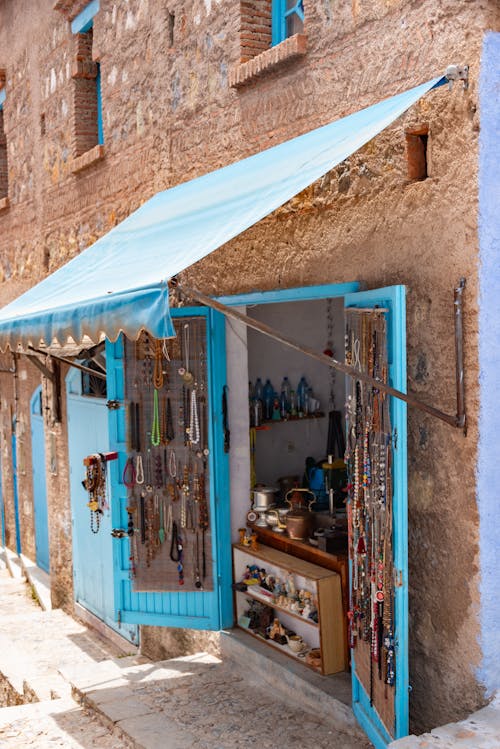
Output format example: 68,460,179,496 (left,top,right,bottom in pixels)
123,319,213,593
345,308,395,734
